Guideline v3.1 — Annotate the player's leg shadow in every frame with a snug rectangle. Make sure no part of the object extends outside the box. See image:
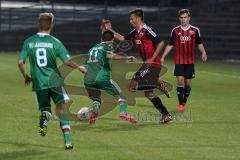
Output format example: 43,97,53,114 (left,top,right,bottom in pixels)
0,149,49,160
0,140,62,150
